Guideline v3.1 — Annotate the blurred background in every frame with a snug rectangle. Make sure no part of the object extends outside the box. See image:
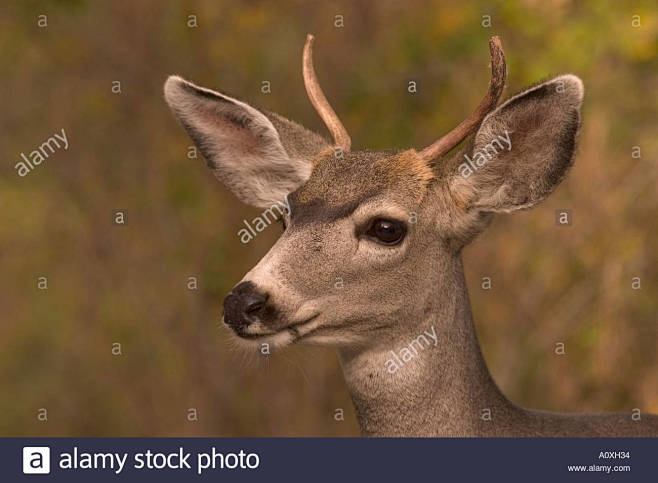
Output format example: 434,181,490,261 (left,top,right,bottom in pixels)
0,0,656,436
